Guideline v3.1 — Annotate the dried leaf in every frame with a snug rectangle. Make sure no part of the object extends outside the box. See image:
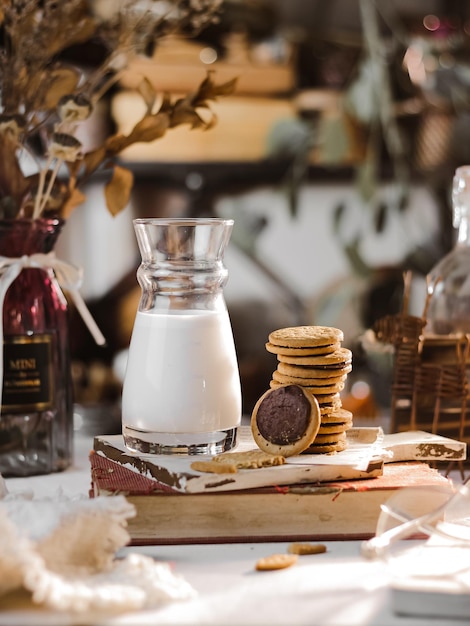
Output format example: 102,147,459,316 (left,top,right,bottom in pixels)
61,187,87,218
101,134,128,156
204,110,218,131
124,112,171,145
83,147,107,177
66,160,83,180
193,72,238,105
170,101,207,129
82,112,169,180
104,165,134,216
0,134,31,208
38,68,81,111
85,72,234,180
0,3,234,220
47,16,98,56
157,93,173,114
164,72,236,129
211,76,238,97
138,77,157,115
